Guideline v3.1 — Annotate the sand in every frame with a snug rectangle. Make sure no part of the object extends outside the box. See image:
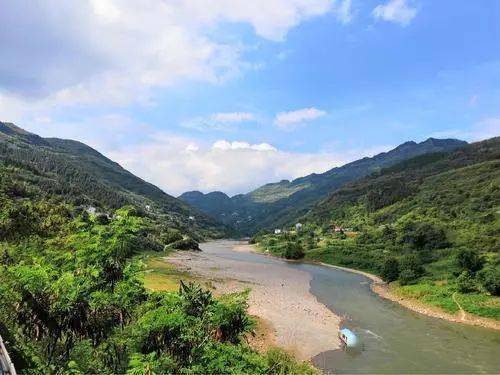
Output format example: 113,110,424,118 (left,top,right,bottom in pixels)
166,241,341,361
